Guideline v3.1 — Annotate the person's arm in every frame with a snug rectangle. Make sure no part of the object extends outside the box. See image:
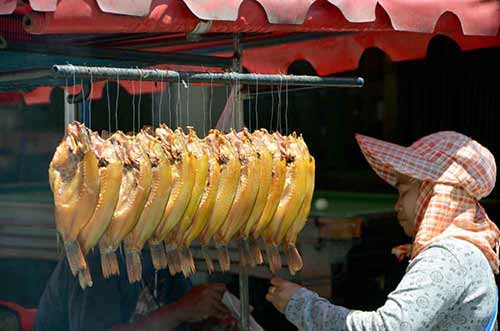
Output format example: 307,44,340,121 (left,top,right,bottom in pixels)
108,302,188,331
37,248,145,331
267,243,465,331
111,283,233,331
35,258,71,331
